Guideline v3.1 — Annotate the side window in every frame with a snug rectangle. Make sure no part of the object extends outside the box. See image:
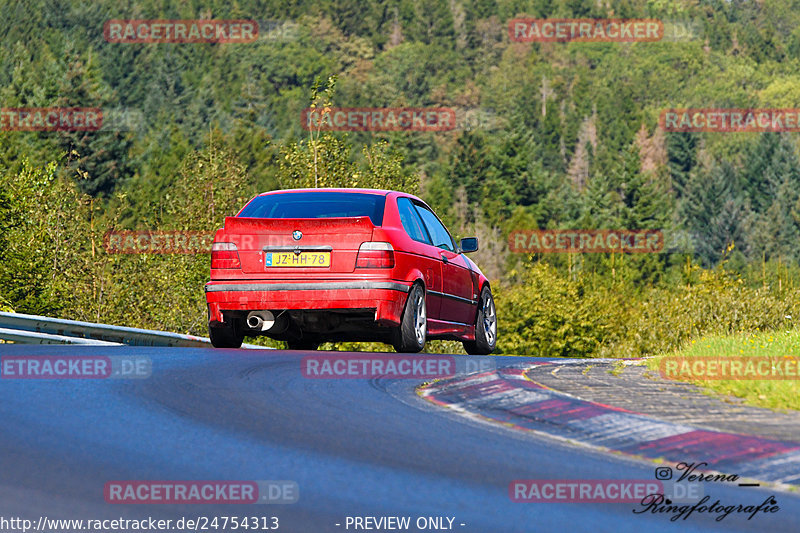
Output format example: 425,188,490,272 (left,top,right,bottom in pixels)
414,204,455,251
397,197,431,244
